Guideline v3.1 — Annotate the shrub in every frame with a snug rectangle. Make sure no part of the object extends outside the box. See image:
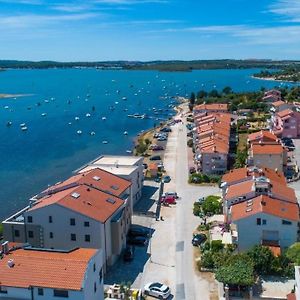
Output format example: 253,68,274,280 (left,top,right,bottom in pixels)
187,139,193,148
202,195,222,216
193,202,202,216
211,240,224,253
